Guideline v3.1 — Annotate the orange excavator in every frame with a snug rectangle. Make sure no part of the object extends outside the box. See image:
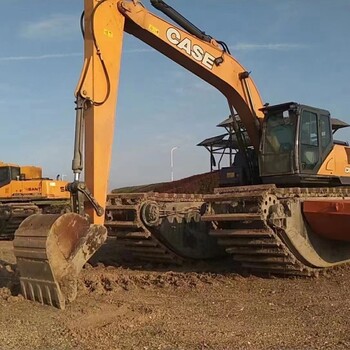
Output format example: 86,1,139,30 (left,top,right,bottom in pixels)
13,0,350,309
0,161,70,240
